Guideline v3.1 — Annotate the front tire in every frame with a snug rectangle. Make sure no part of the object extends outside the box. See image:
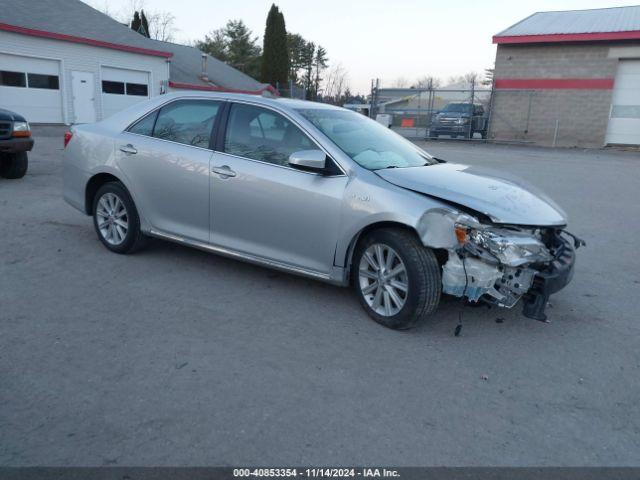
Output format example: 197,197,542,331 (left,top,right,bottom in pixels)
352,228,441,330
93,182,146,254
0,152,28,179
